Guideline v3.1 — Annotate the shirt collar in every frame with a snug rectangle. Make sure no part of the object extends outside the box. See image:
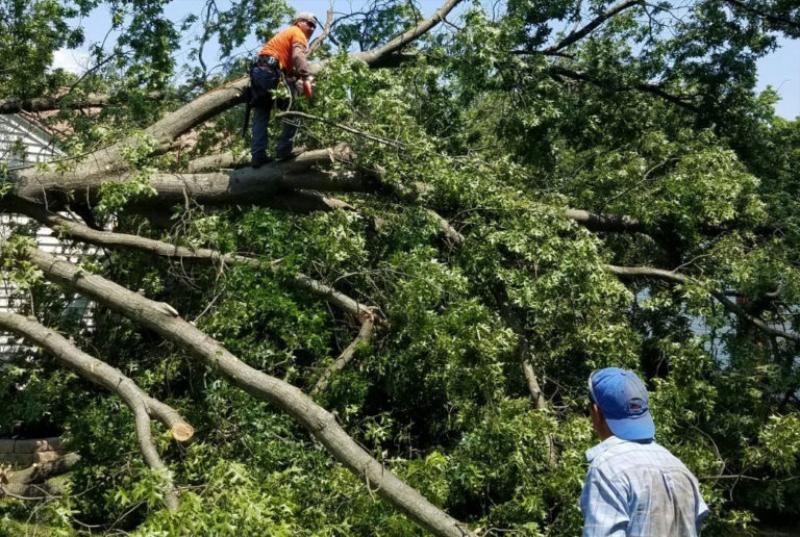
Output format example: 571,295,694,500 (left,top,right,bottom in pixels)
585,435,627,462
